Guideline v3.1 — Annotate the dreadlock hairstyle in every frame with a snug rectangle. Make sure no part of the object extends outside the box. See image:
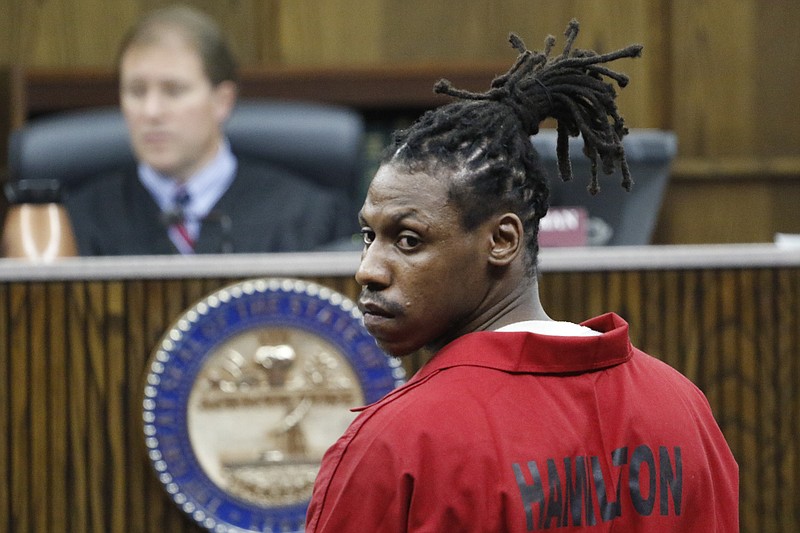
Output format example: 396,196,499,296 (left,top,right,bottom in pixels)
382,19,642,275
